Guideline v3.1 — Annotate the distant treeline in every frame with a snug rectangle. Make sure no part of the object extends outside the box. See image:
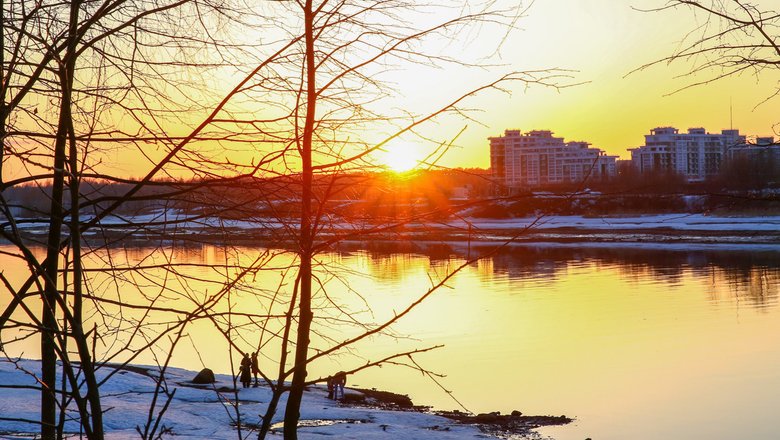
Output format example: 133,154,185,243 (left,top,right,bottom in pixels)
1,169,493,220
3,166,779,221
469,192,780,218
